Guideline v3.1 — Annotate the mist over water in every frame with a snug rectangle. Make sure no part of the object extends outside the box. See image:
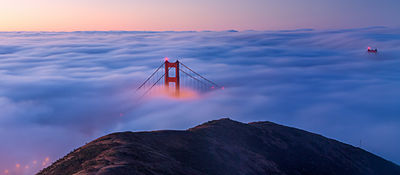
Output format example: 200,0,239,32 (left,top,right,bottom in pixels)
1,27,400,174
